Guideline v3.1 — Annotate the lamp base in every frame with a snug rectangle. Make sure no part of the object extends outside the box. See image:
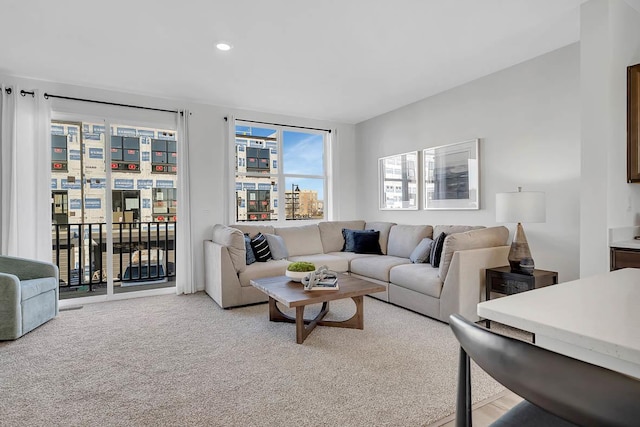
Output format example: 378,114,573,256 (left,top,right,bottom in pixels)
508,223,535,275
